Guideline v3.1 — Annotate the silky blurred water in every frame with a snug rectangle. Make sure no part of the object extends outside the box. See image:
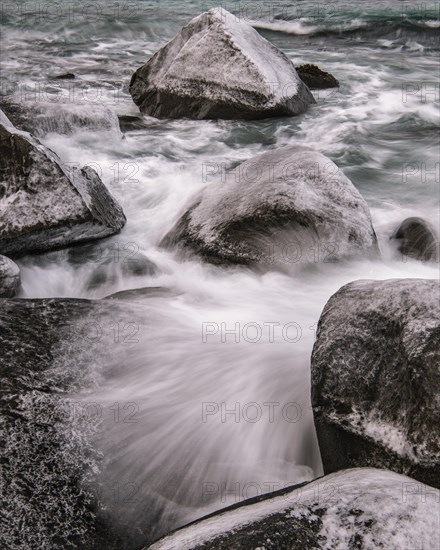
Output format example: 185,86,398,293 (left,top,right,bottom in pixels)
1,0,439,546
